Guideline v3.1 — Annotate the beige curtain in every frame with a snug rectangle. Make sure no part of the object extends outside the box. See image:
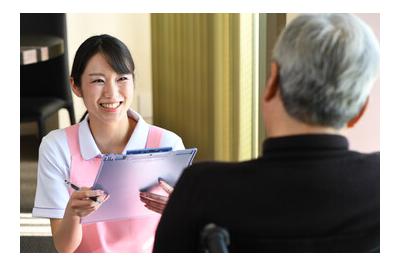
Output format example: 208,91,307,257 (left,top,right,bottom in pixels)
151,13,258,161
258,14,287,151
